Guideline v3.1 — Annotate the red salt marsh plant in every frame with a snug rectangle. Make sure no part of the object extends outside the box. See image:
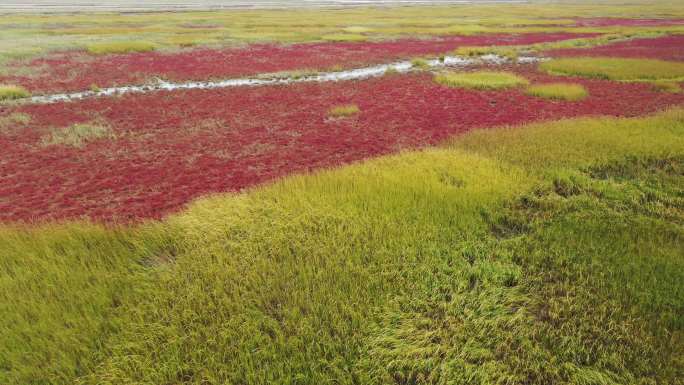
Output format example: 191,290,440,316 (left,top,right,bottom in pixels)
2,69,684,223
